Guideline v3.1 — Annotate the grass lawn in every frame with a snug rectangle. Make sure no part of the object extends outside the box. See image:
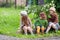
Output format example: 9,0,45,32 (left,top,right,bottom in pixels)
0,8,60,38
